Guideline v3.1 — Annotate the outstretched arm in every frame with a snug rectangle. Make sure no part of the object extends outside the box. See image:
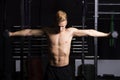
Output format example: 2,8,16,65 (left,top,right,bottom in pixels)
73,28,110,37
9,29,44,37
